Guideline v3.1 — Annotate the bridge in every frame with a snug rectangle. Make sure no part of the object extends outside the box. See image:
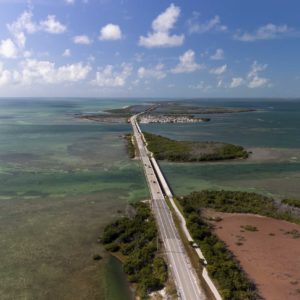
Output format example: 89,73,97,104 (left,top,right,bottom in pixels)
130,114,207,300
